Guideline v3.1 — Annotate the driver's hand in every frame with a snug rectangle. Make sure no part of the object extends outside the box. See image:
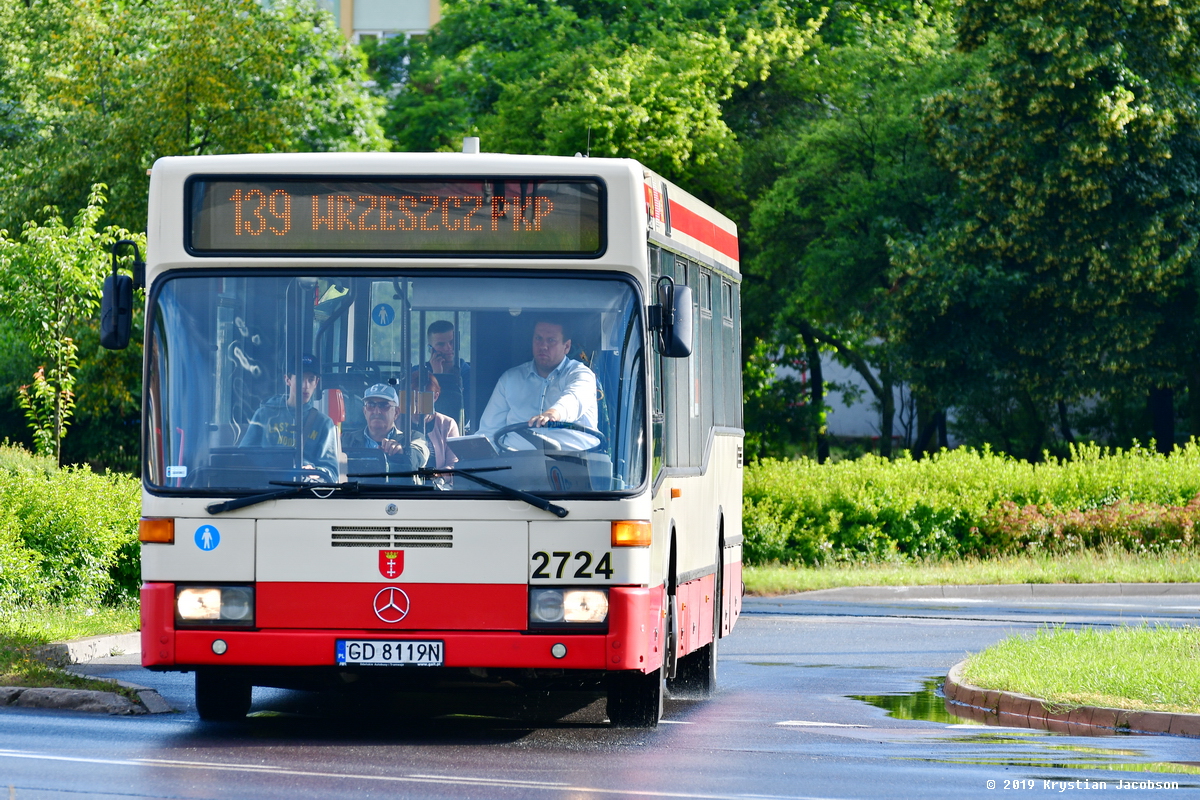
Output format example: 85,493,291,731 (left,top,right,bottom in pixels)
380,439,404,455
529,408,563,427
